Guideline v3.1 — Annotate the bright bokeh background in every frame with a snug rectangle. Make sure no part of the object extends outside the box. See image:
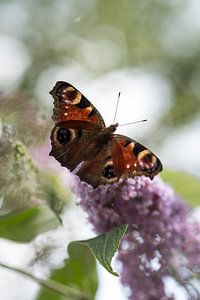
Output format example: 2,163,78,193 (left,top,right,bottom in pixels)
0,1,200,299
